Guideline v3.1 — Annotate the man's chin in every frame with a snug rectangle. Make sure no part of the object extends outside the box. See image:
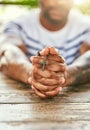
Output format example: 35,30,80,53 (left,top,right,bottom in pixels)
43,13,66,25
48,15,66,24
48,18,63,25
